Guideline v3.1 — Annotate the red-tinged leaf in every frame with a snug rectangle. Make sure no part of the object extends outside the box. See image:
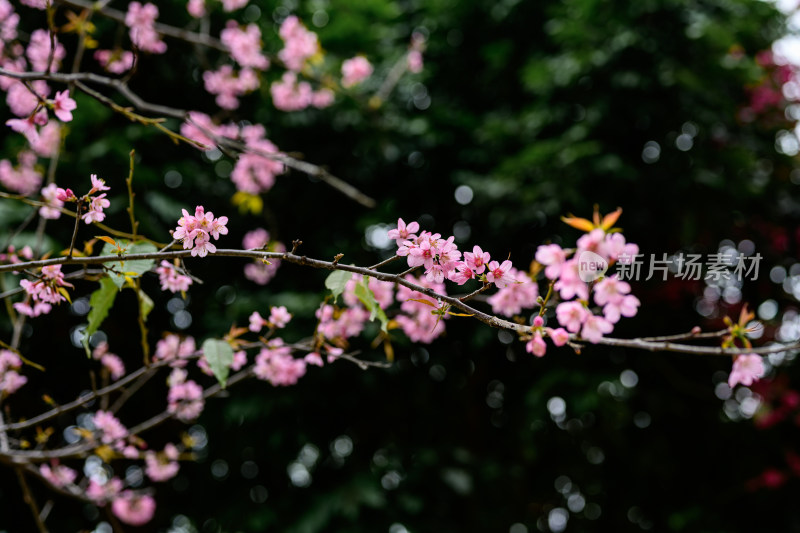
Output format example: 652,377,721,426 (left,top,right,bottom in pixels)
95,236,117,247
407,298,437,308
600,207,623,230
561,215,595,232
